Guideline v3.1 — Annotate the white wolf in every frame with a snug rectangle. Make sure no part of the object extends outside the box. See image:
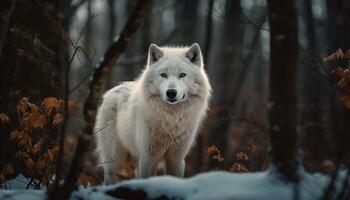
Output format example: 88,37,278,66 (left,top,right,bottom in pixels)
95,43,211,183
